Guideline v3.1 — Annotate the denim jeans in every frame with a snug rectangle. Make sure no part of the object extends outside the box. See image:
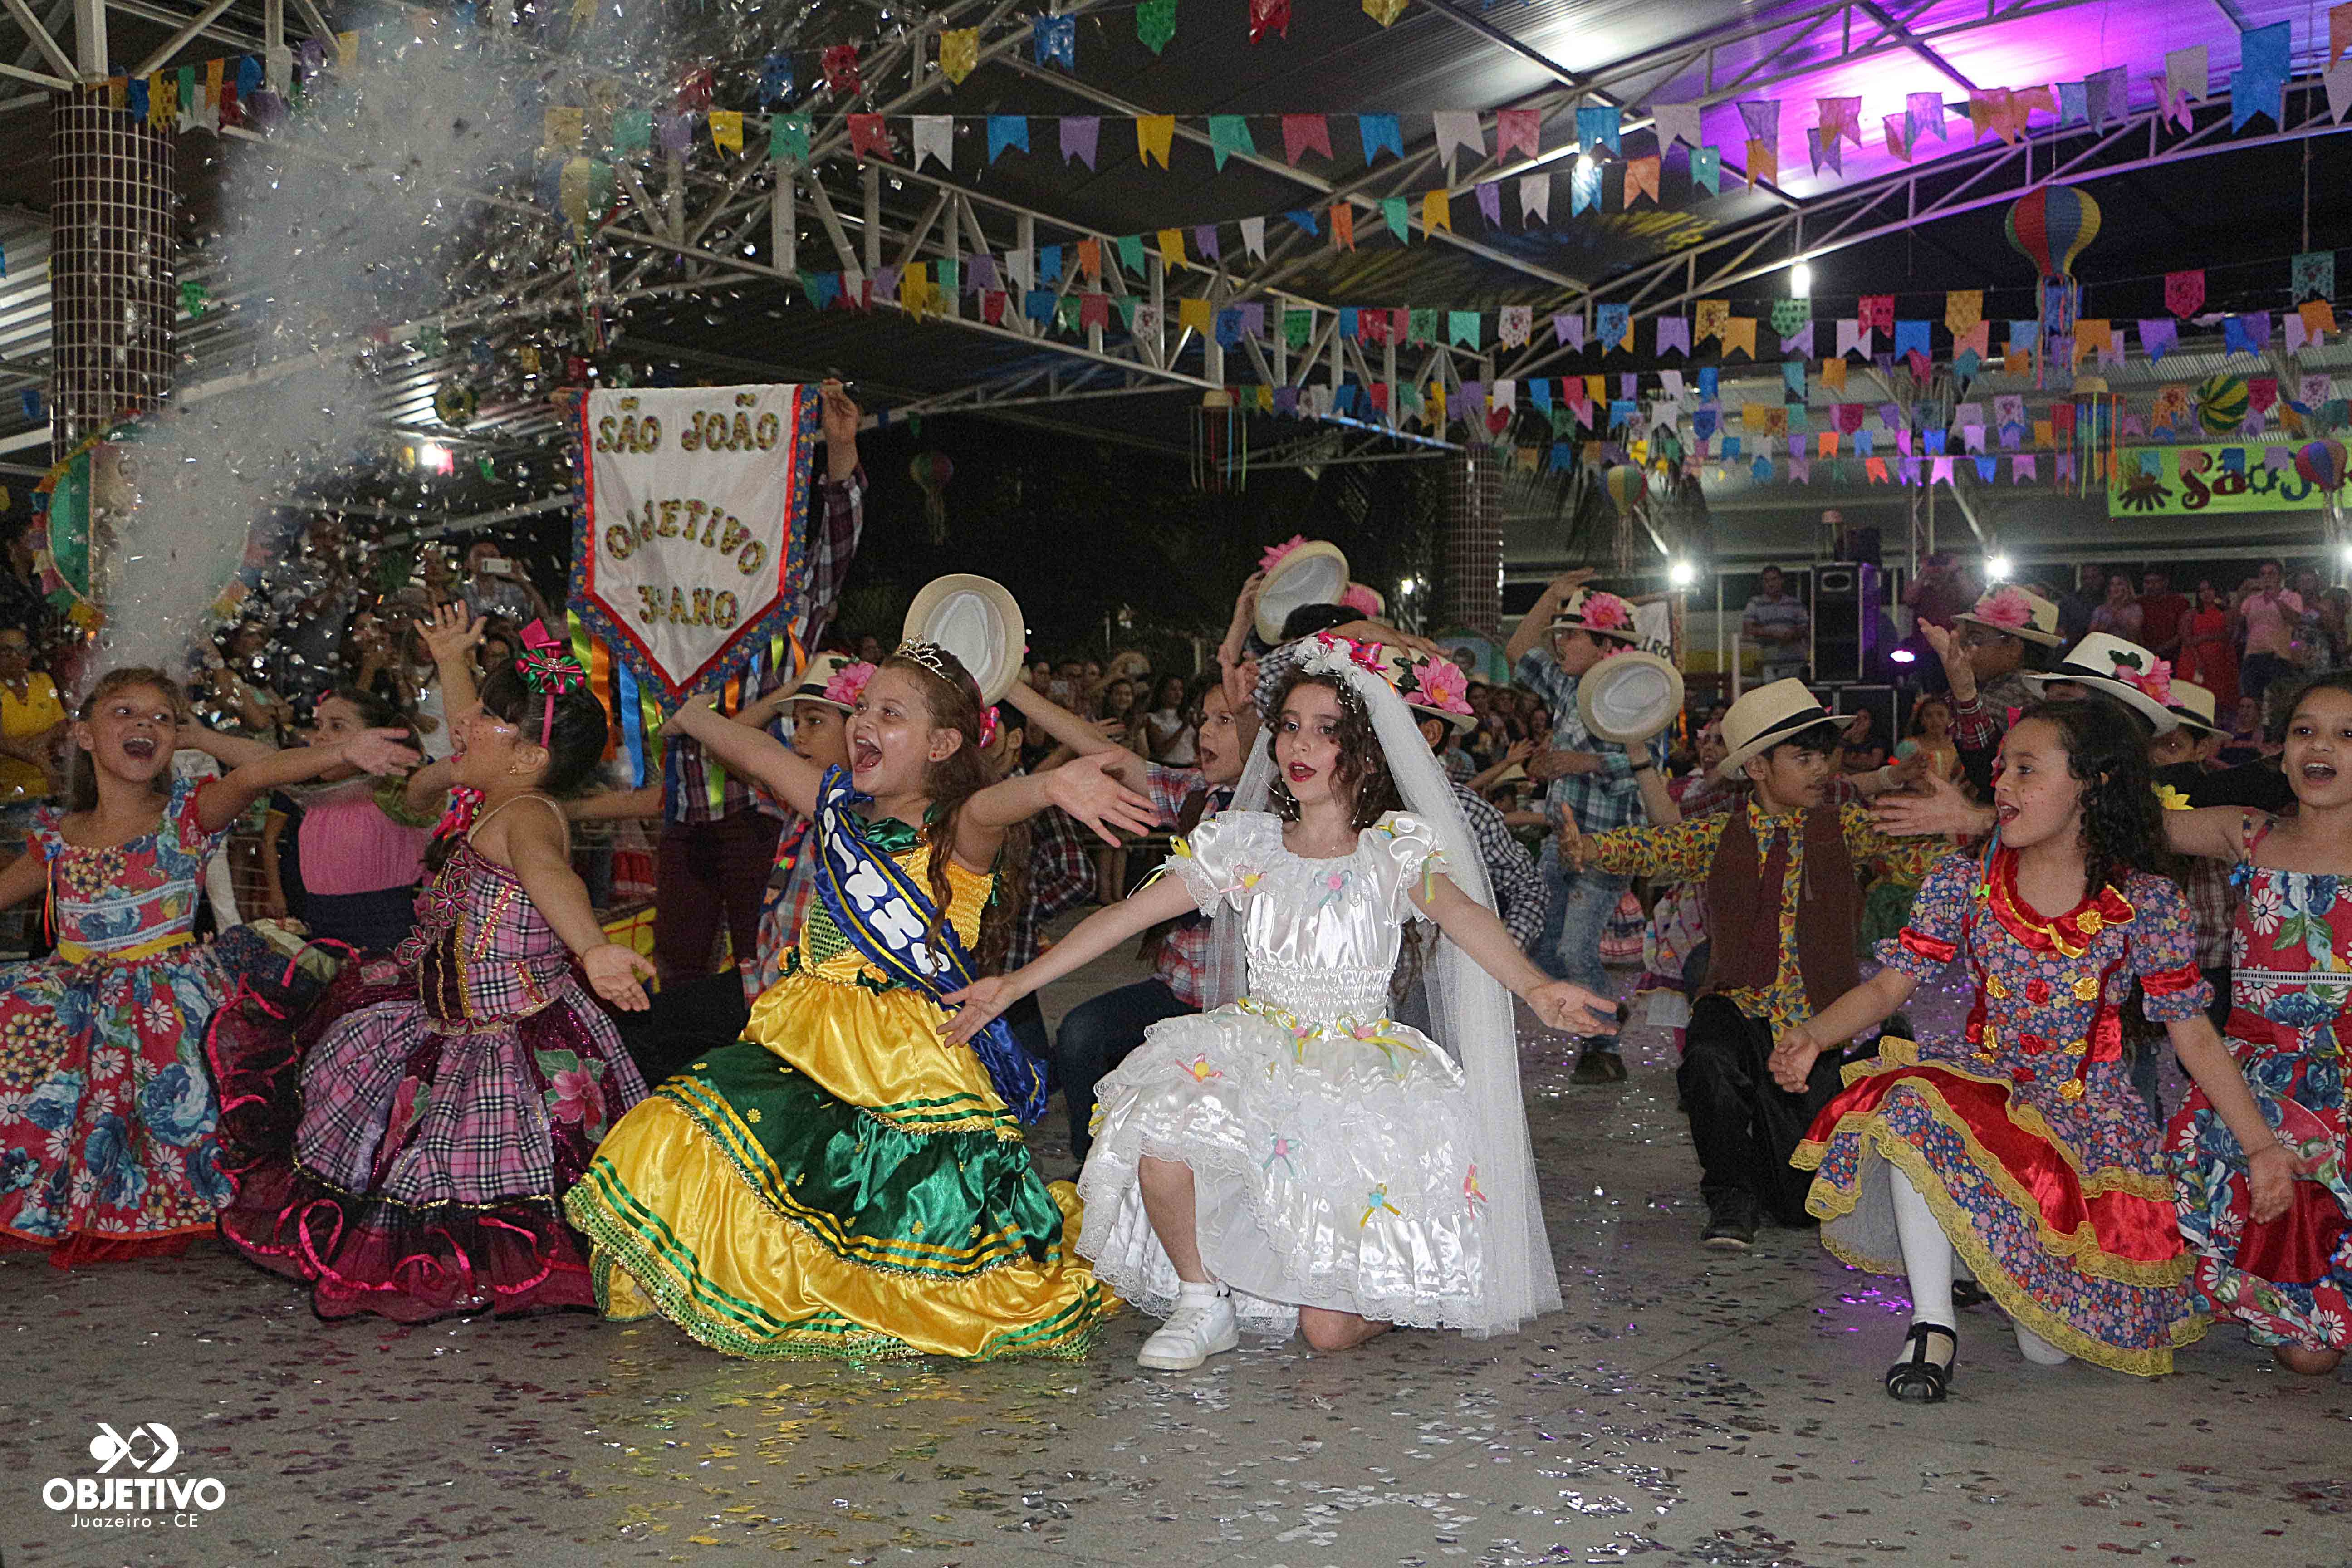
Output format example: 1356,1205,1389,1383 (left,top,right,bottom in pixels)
1053,977,1197,1159
1537,838,1627,1054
